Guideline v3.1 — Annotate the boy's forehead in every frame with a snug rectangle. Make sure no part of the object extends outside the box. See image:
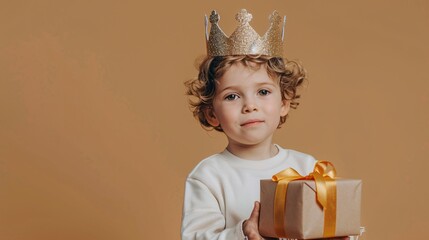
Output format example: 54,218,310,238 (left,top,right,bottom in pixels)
222,62,265,78
233,61,264,70
217,63,277,85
